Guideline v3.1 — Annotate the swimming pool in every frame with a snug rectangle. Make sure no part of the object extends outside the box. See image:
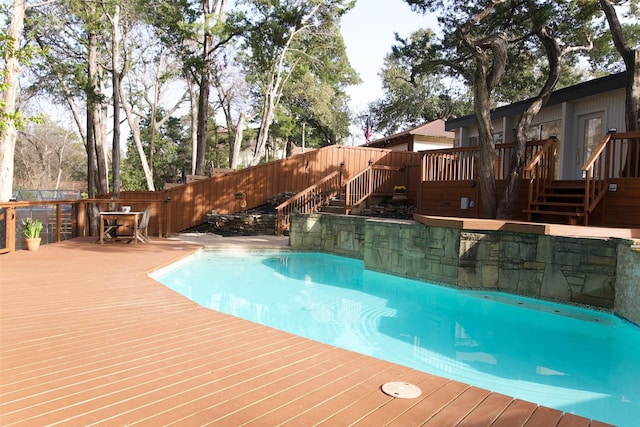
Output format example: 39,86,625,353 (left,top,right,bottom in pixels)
152,251,640,427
